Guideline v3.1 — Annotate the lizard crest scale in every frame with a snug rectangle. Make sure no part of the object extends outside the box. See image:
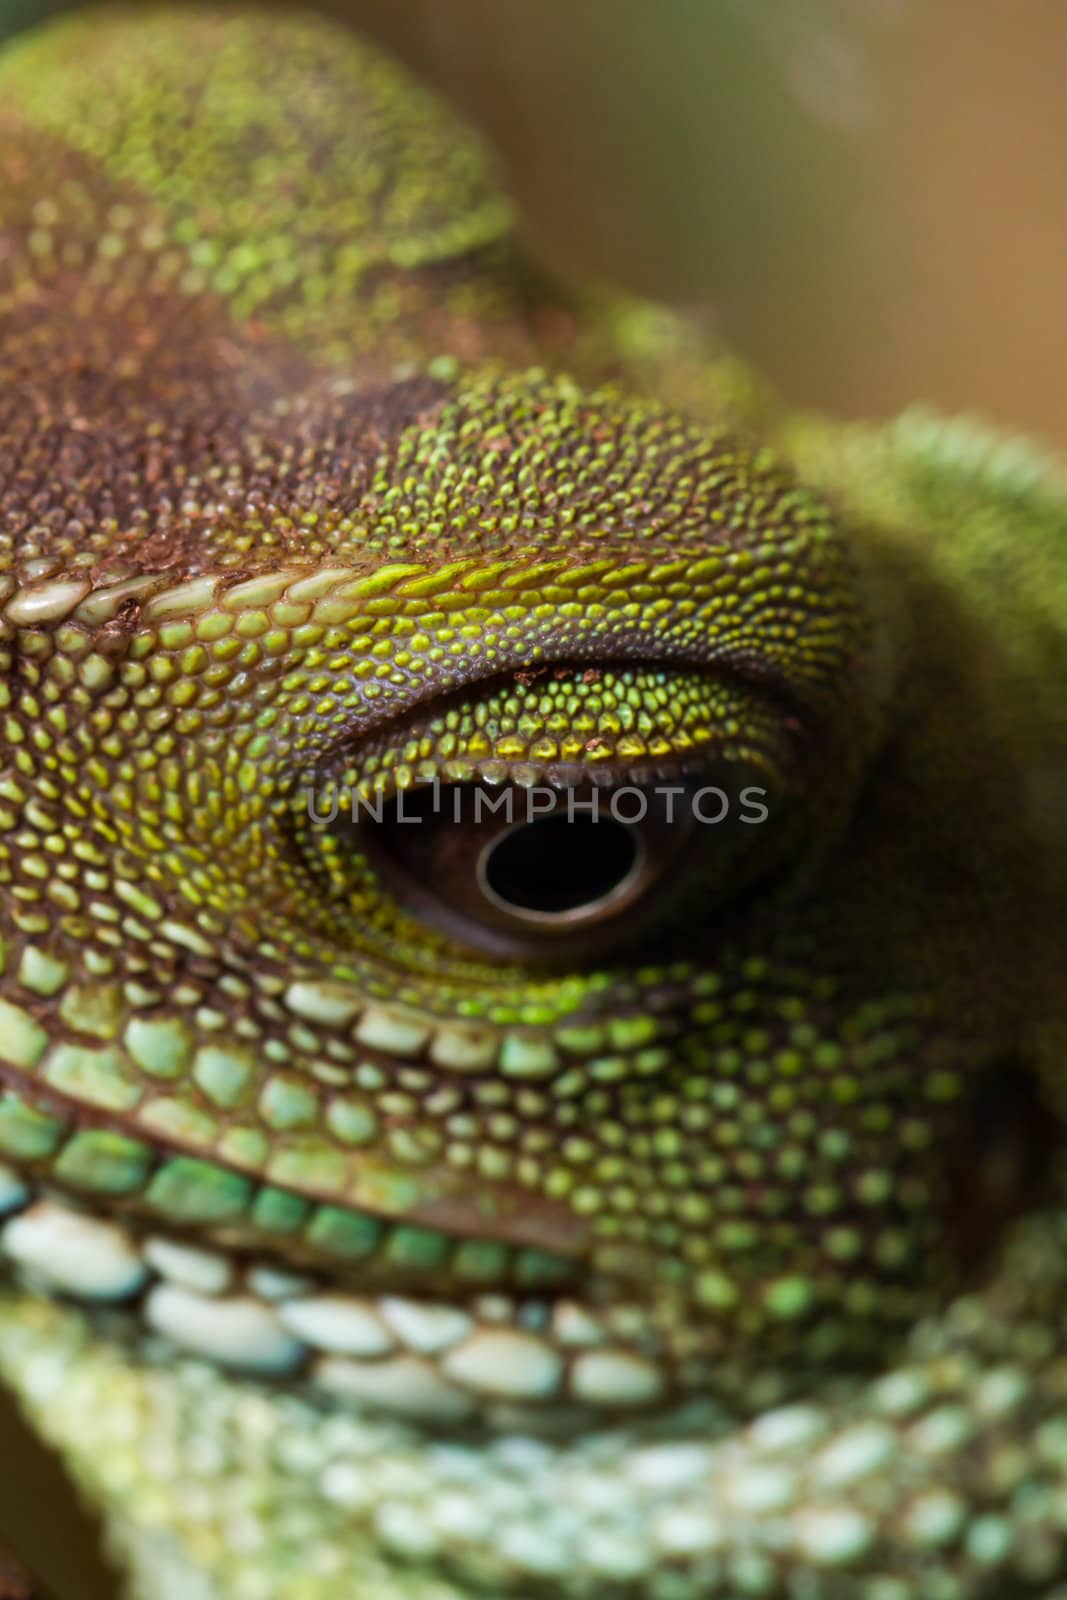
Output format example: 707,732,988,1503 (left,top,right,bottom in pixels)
0,9,1065,1598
